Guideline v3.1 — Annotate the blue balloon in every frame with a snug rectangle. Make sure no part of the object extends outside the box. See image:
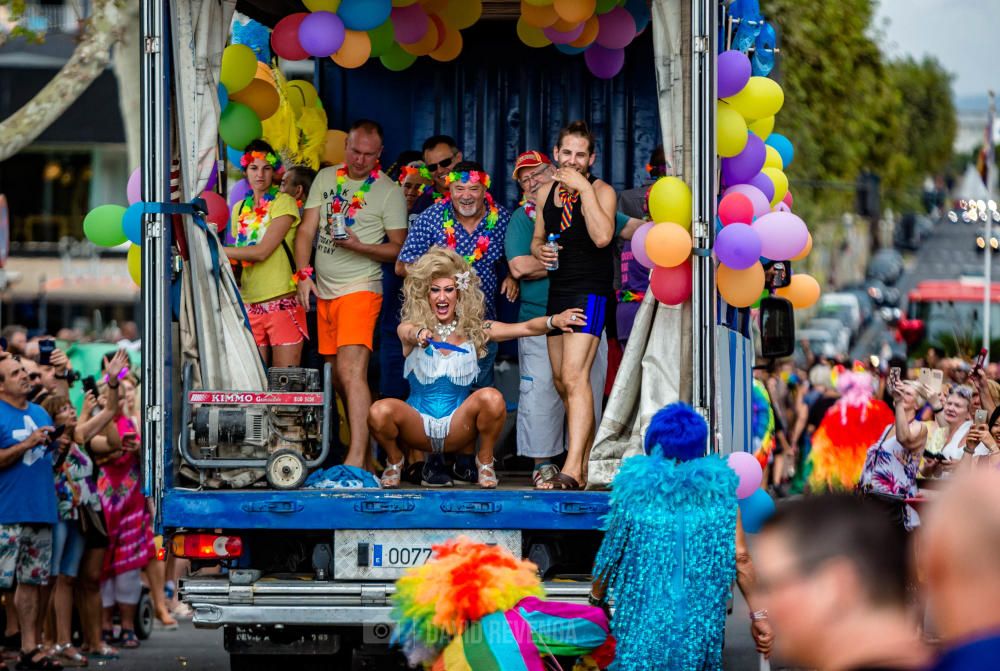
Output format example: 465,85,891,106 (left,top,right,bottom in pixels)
765,133,794,168
625,0,651,33
227,145,244,168
555,43,586,55
218,84,228,109
337,0,391,31
123,202,144,246
739,488,775,534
